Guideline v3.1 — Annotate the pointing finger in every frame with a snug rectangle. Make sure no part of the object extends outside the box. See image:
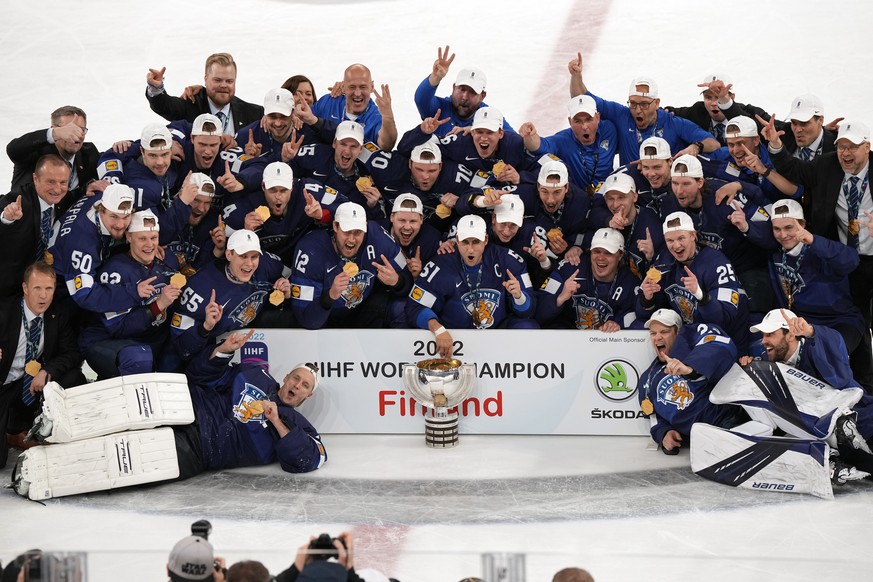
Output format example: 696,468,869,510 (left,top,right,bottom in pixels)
224,160,232,175
210,289,216,304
